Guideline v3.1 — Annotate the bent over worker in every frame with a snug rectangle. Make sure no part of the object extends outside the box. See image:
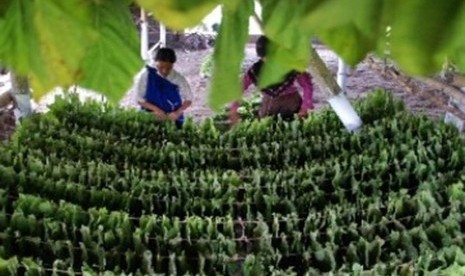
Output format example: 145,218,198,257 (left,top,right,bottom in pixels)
230,36,314,124
134,48,193,128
